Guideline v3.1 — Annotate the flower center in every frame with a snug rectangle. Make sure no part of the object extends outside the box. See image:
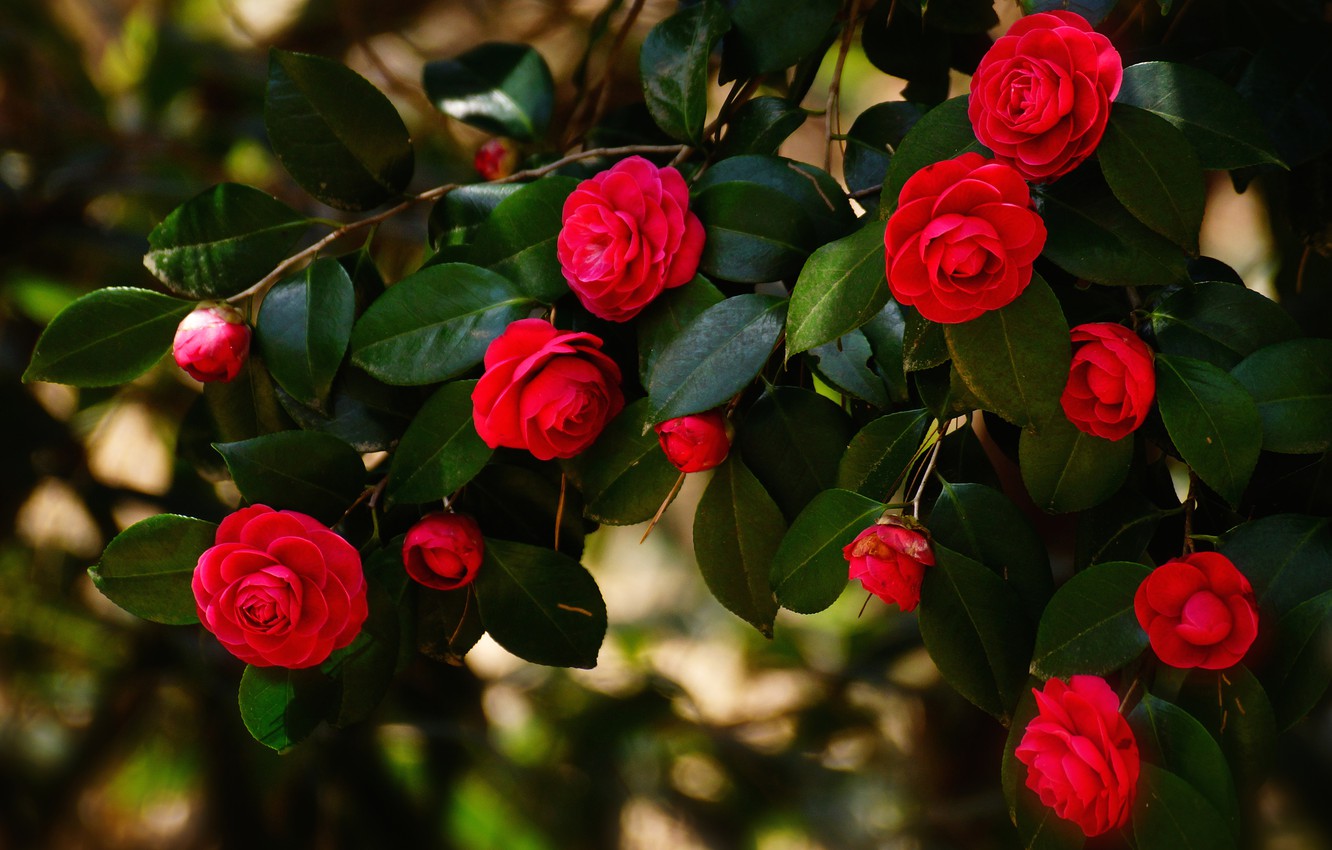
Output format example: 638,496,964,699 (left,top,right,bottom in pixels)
1176,591,1231,645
